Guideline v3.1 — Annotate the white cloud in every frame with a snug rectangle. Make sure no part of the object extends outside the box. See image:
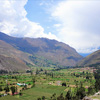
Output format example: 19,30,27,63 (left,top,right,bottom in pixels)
0,0,58,40
54,24,61,27
0,0,100,54
51,0,100,53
